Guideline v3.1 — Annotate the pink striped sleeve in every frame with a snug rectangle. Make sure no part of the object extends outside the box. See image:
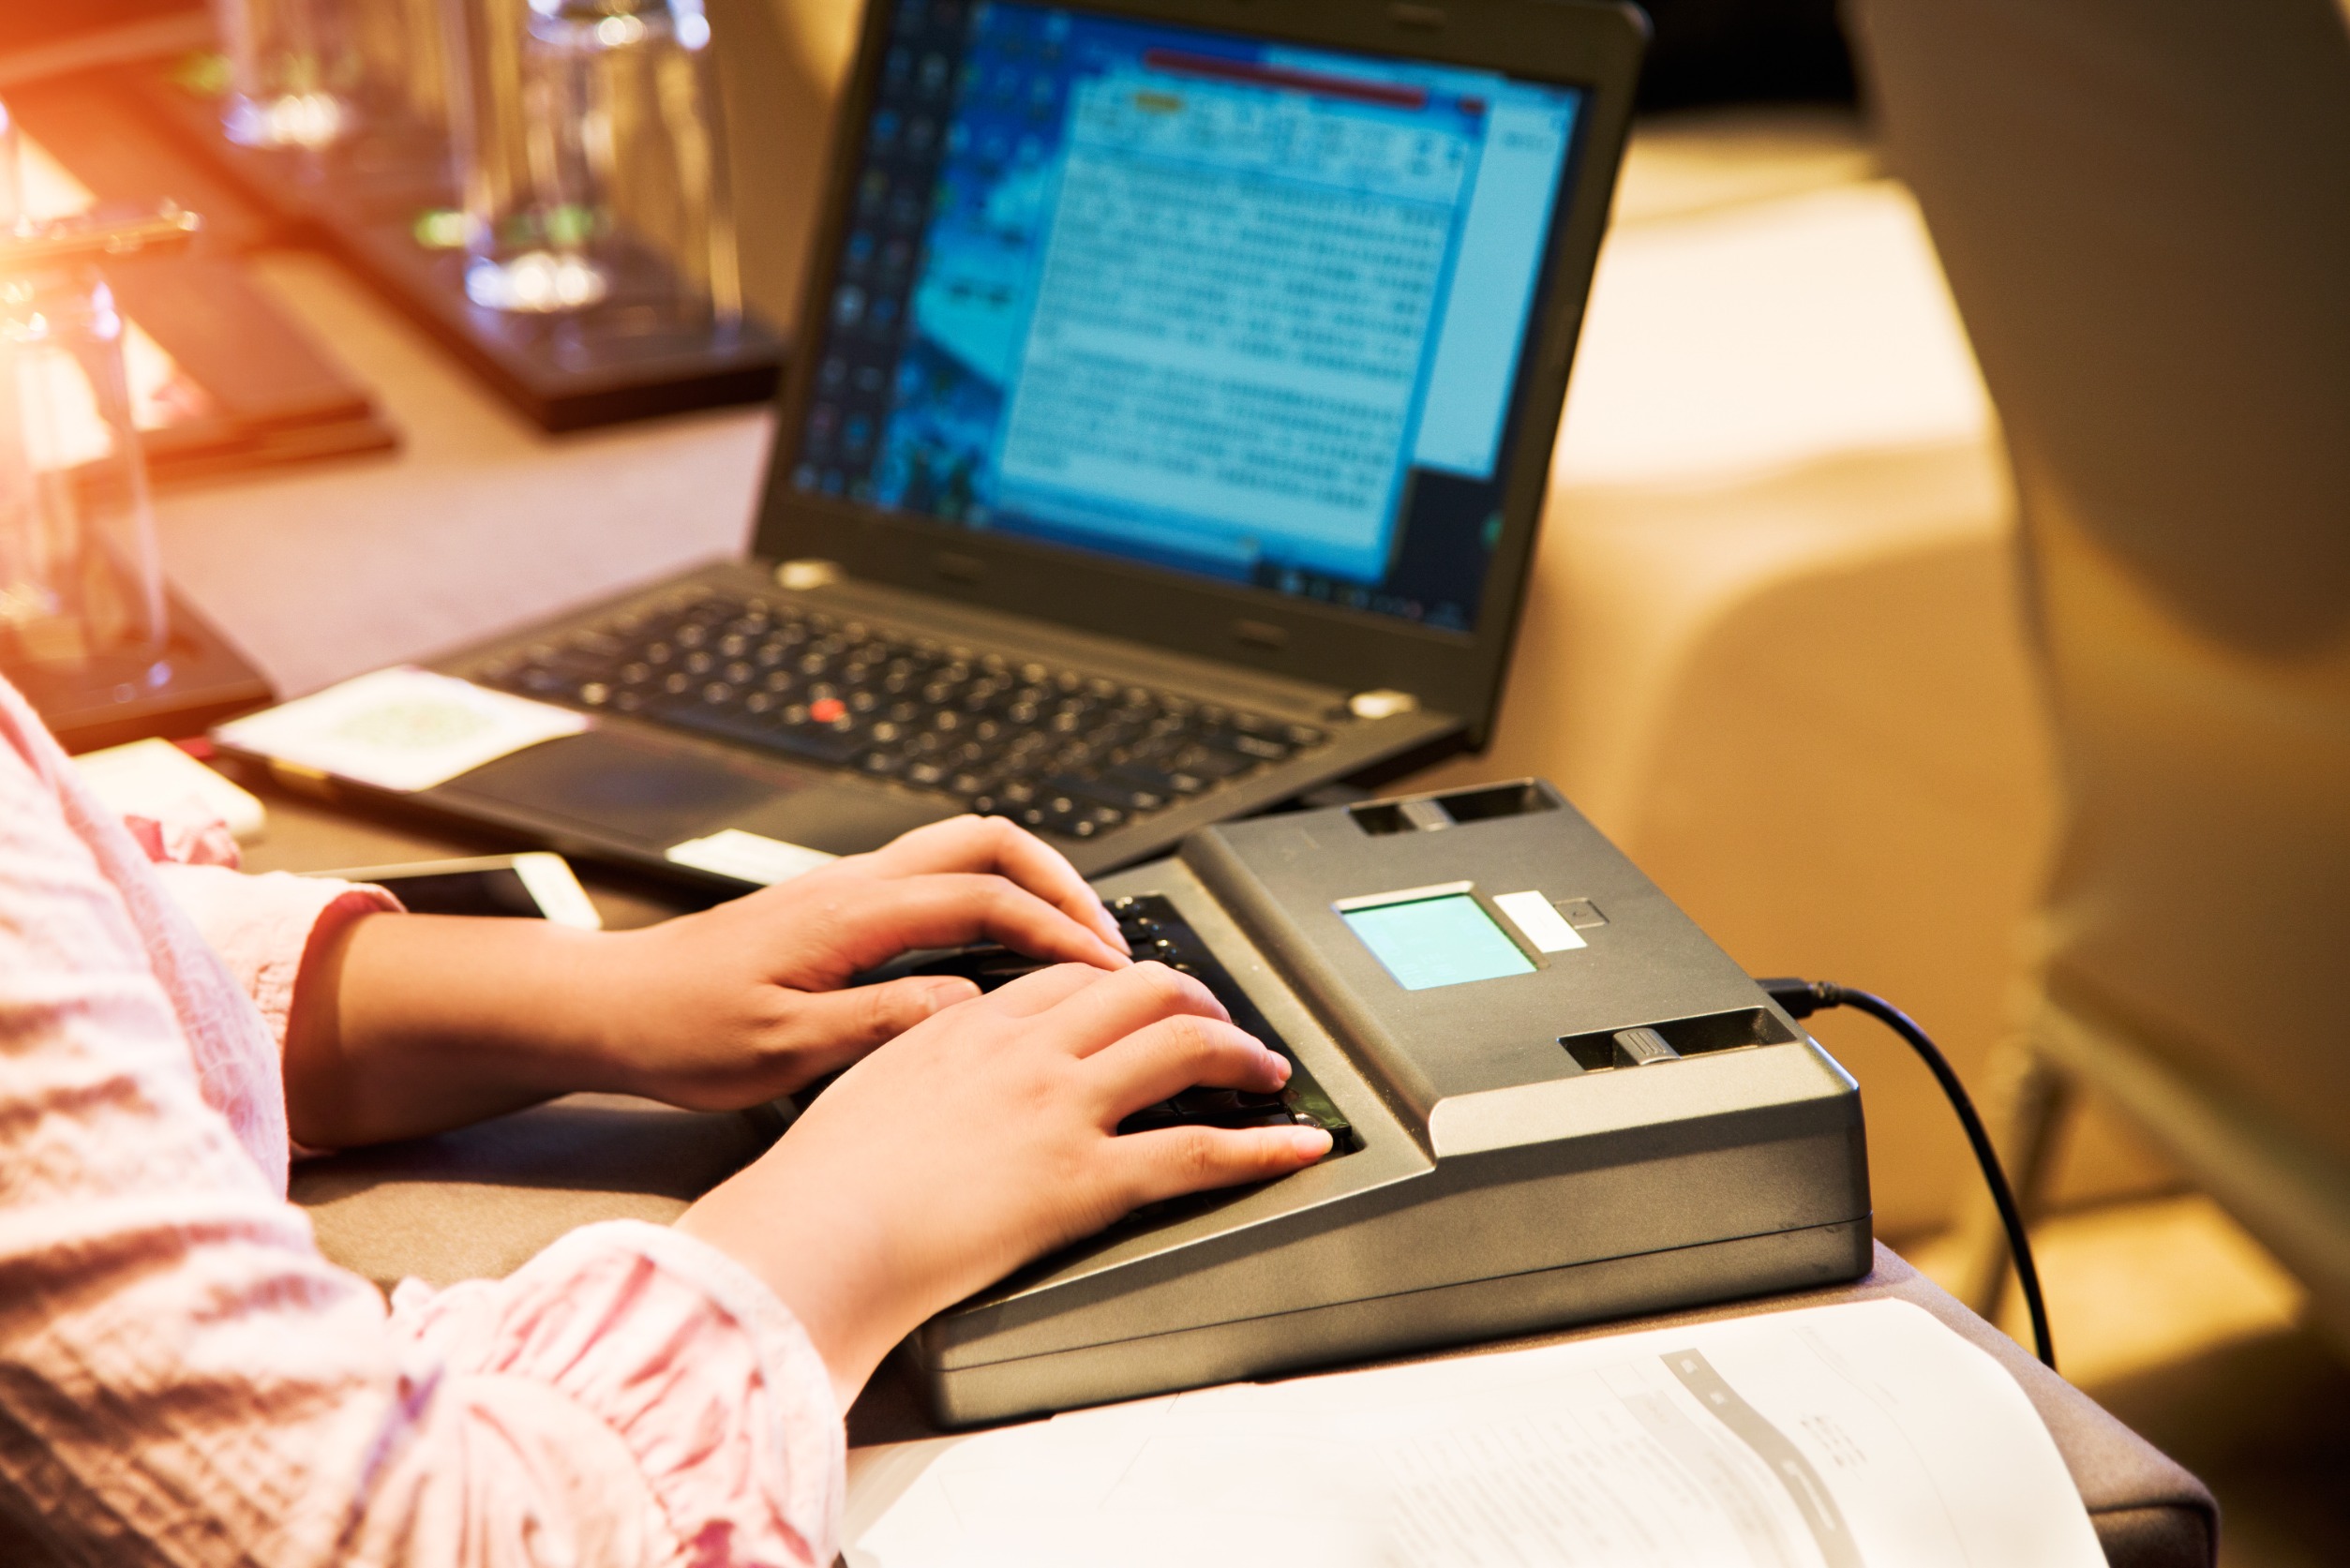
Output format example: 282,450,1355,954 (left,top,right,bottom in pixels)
3,685,847,1566
381,1223,846,1567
